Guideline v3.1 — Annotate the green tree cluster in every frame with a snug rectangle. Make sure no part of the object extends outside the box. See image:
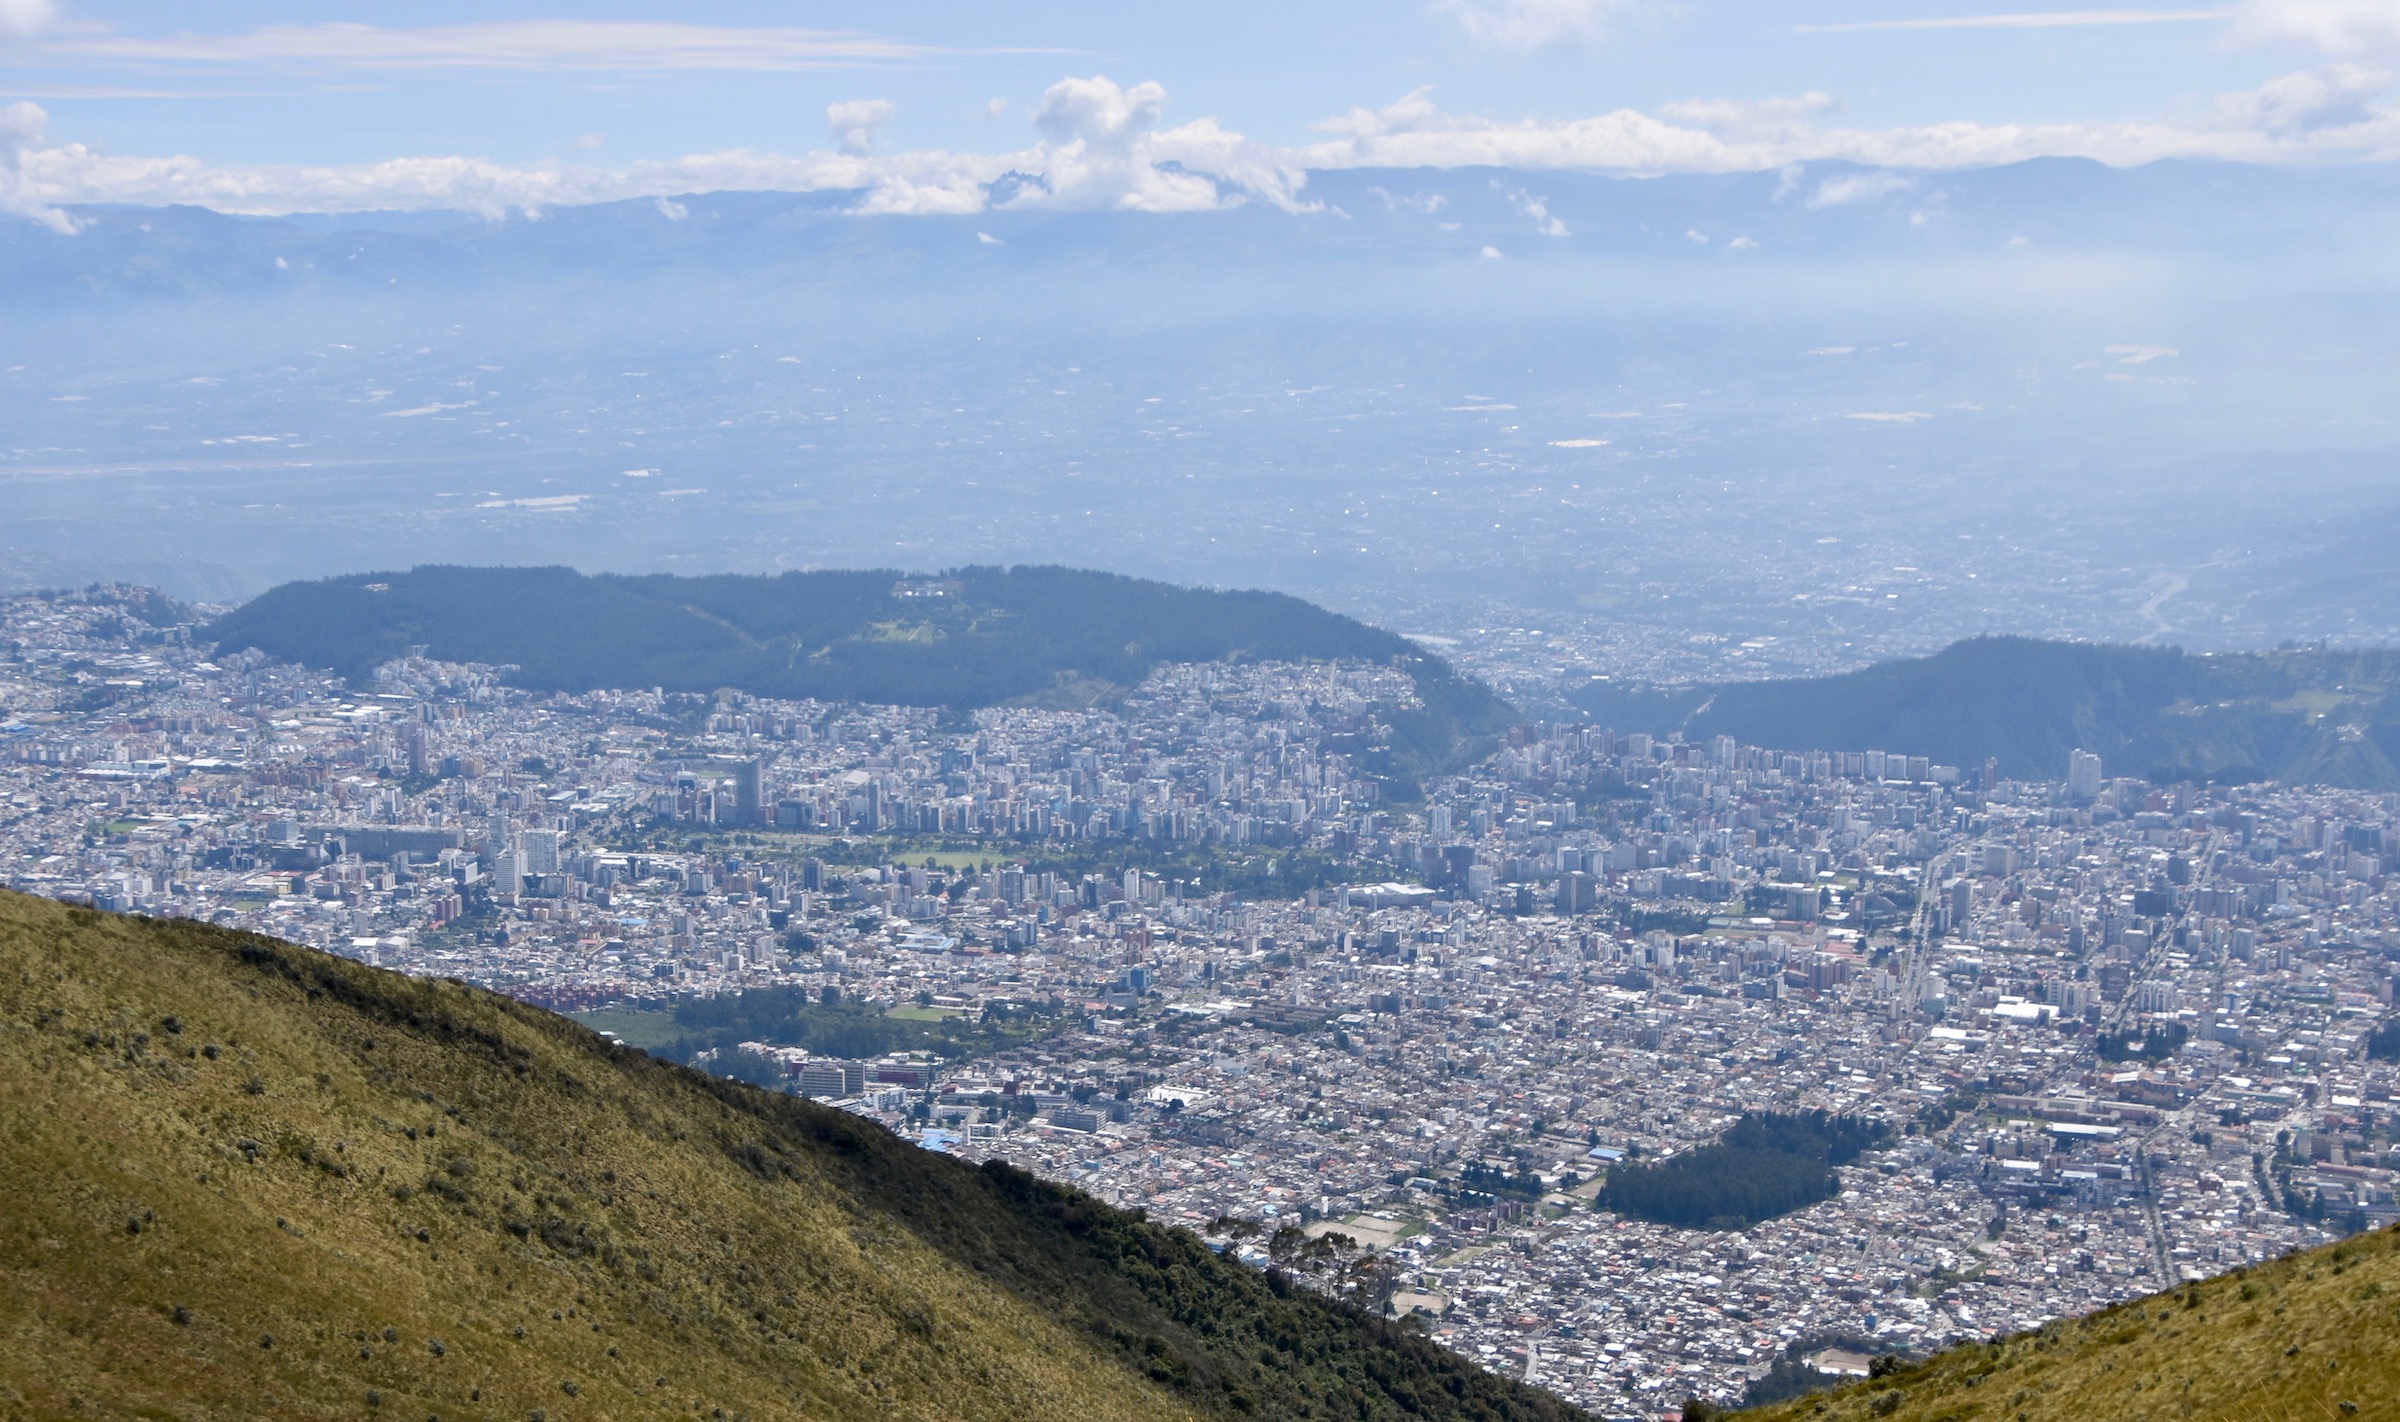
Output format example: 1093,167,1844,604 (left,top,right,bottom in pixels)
1595,1111,1887,1230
